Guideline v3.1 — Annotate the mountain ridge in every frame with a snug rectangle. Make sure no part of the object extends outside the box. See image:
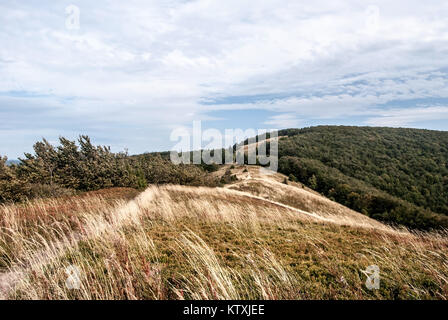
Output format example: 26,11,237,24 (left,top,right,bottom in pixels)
268,125,448,229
